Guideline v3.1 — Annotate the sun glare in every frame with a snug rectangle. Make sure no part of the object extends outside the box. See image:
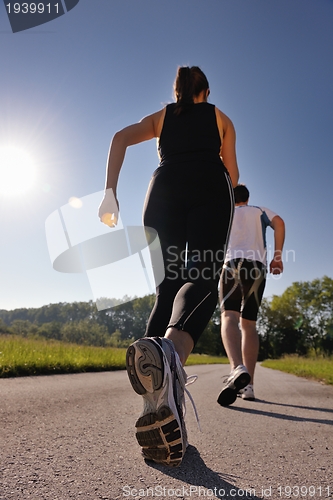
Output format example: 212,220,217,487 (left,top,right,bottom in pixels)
0,145,36,196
